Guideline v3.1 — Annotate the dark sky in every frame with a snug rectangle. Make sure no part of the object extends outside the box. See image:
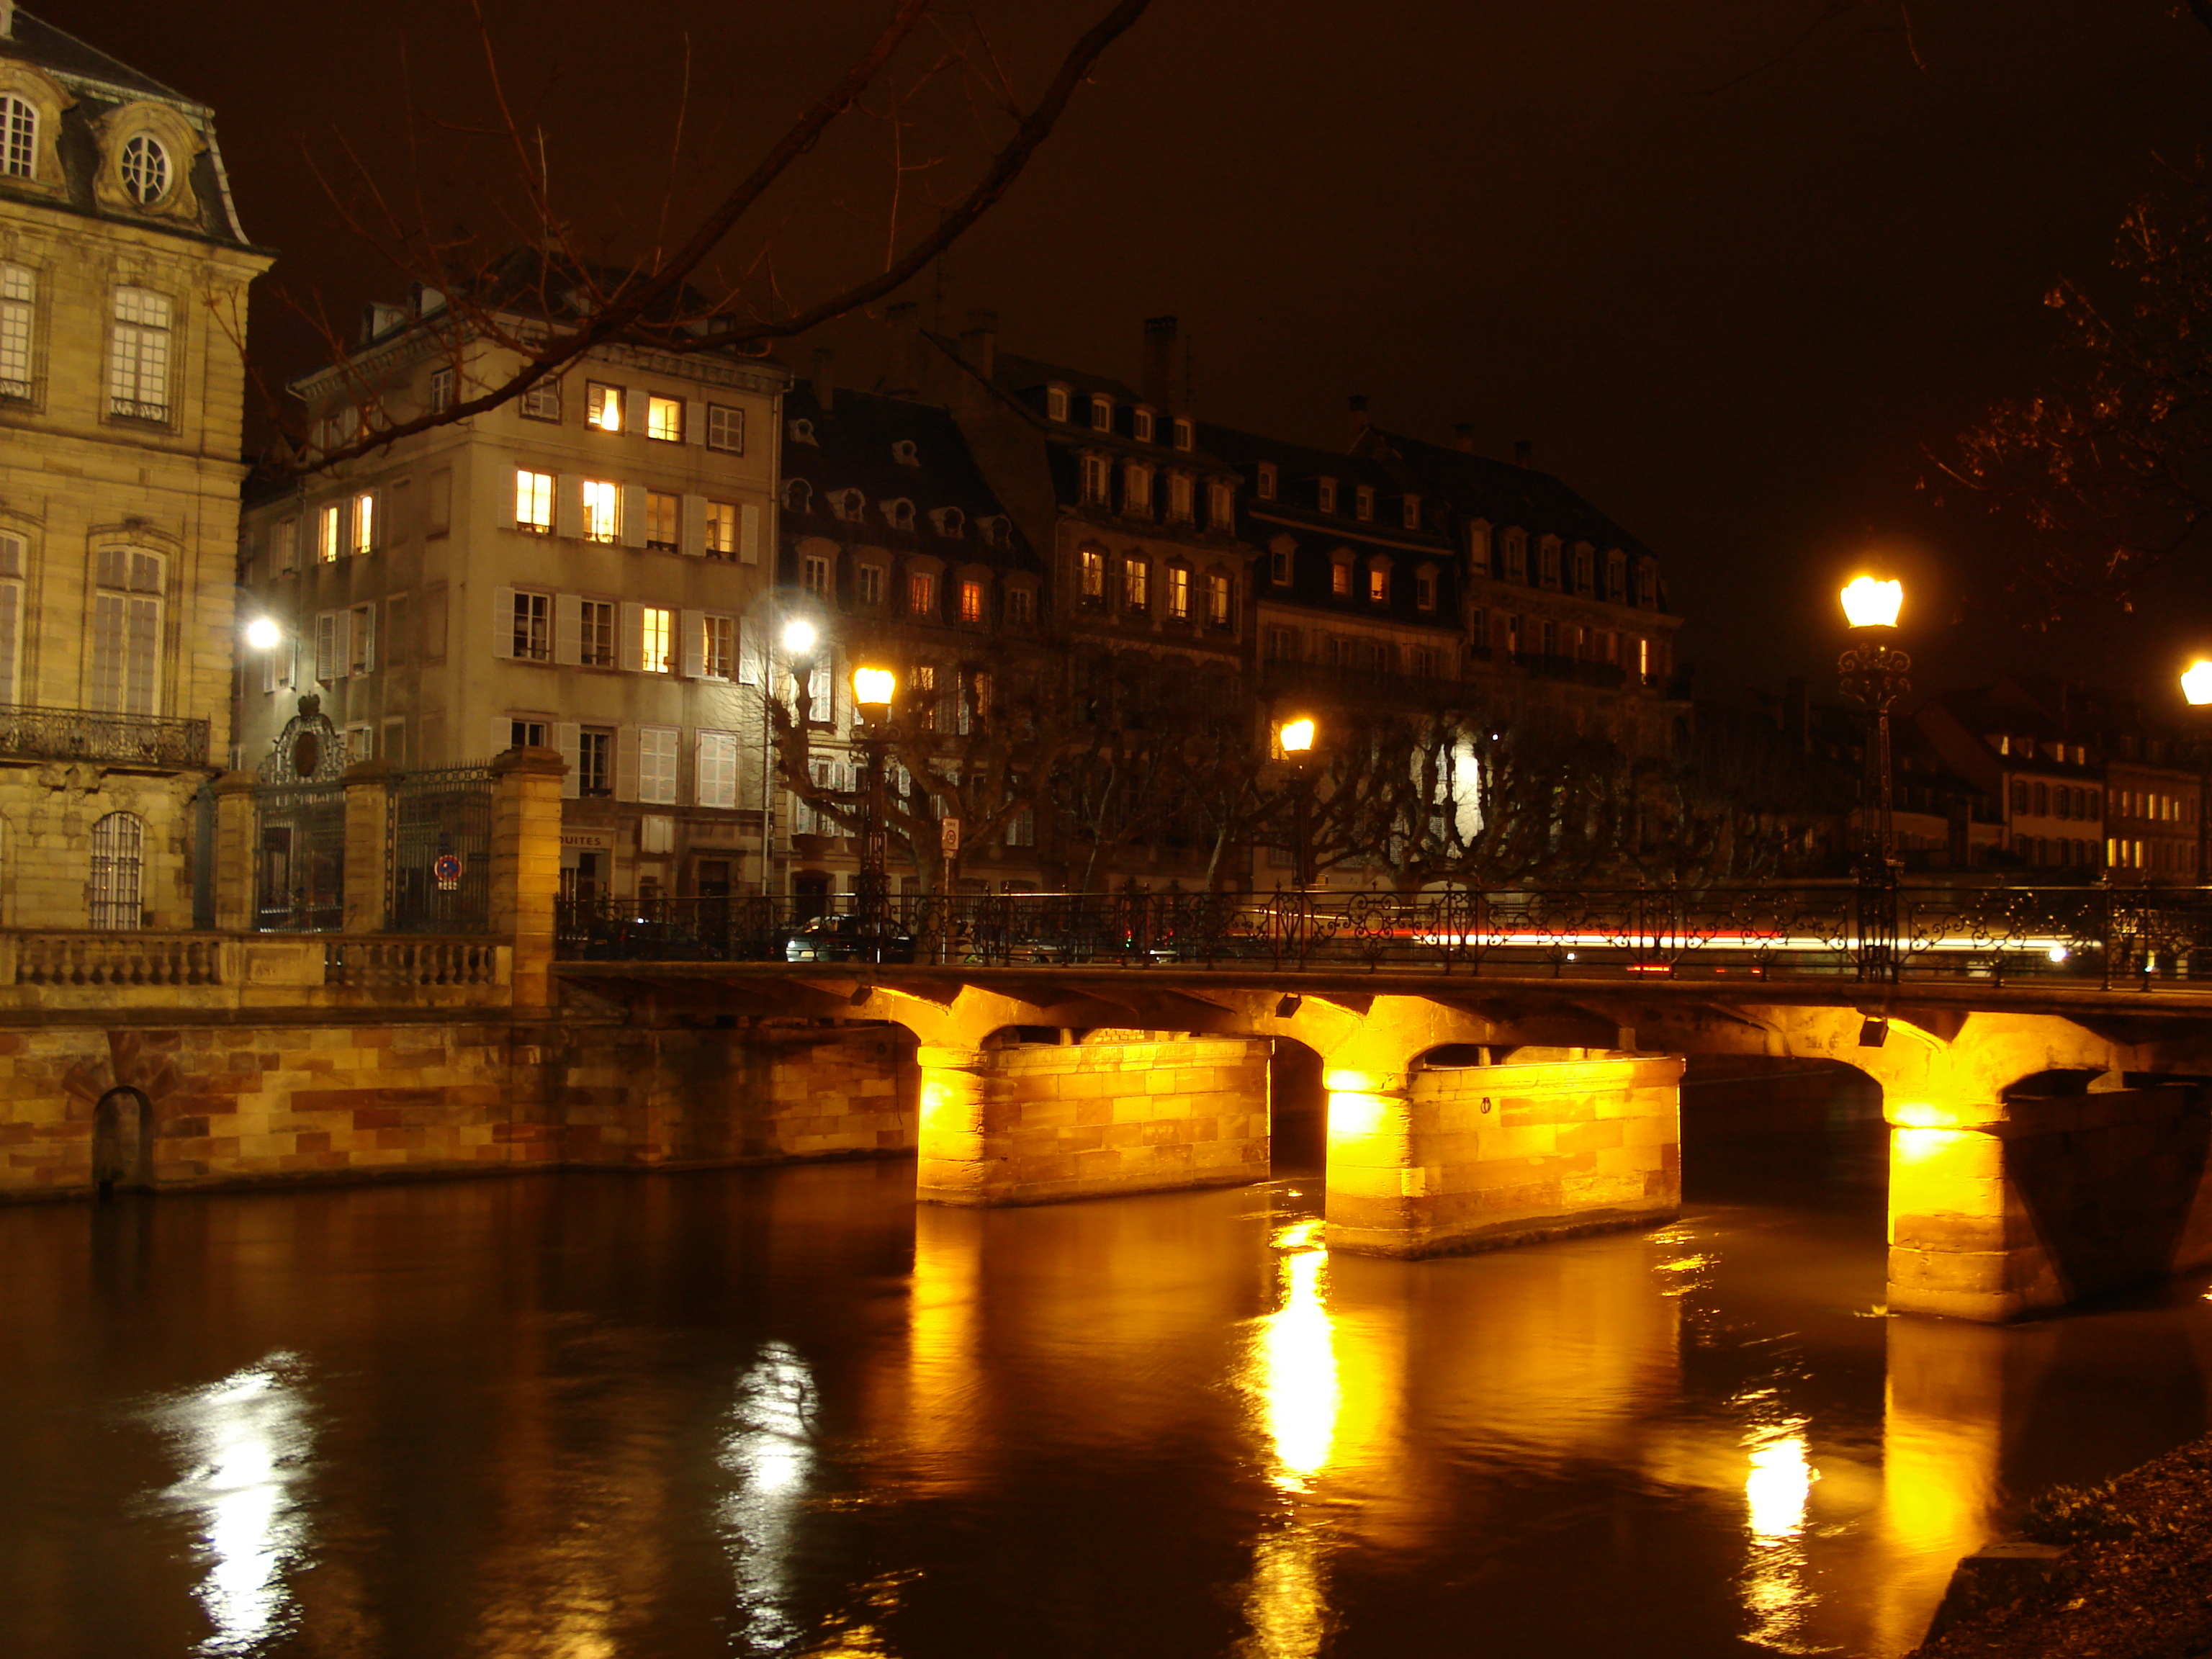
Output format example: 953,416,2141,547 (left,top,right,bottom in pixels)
75,0,2212,700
